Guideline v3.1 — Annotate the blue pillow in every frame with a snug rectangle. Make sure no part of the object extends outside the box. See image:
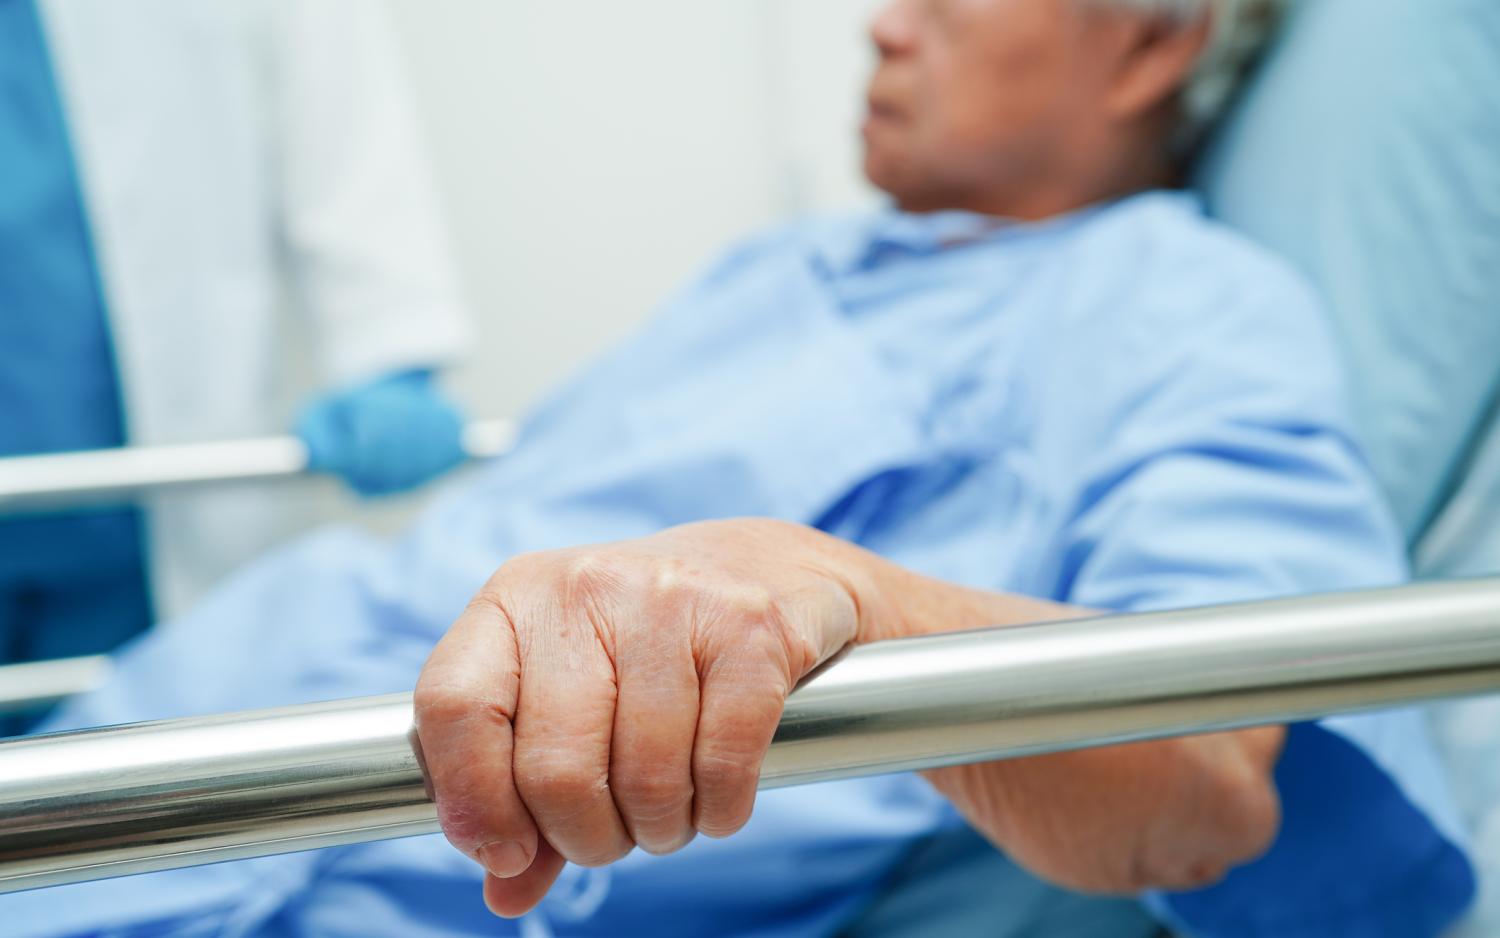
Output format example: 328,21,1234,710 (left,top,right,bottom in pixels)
1194,0,1500,543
